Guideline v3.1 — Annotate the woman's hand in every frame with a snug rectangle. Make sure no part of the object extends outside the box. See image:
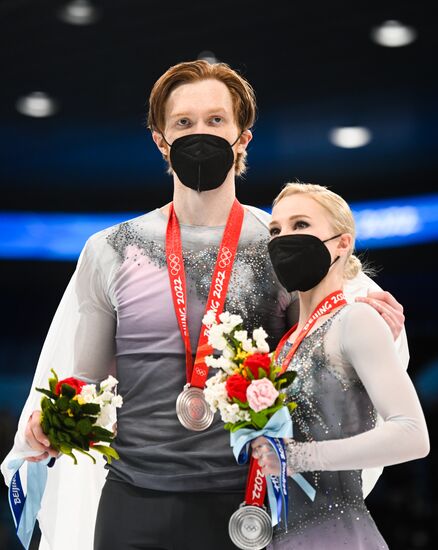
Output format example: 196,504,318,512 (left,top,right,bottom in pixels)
251,436,281,476
355,290,405,340
24,411,59,462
